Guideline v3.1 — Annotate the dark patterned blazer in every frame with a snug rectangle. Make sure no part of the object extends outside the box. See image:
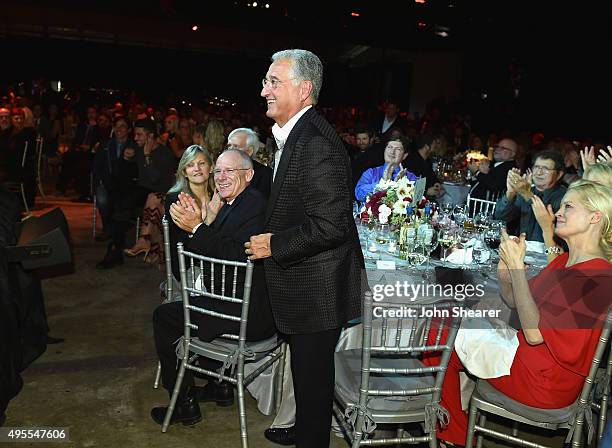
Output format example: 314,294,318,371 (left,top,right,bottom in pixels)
264,108,365,334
